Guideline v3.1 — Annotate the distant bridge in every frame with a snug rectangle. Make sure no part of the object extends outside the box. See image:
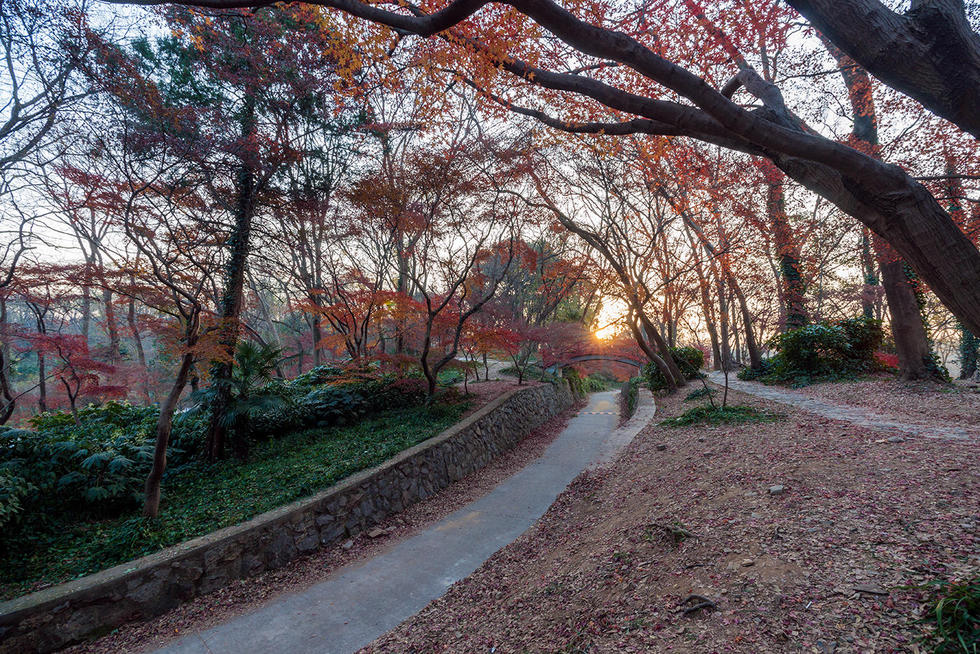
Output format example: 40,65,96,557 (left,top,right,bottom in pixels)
545,354,646,375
